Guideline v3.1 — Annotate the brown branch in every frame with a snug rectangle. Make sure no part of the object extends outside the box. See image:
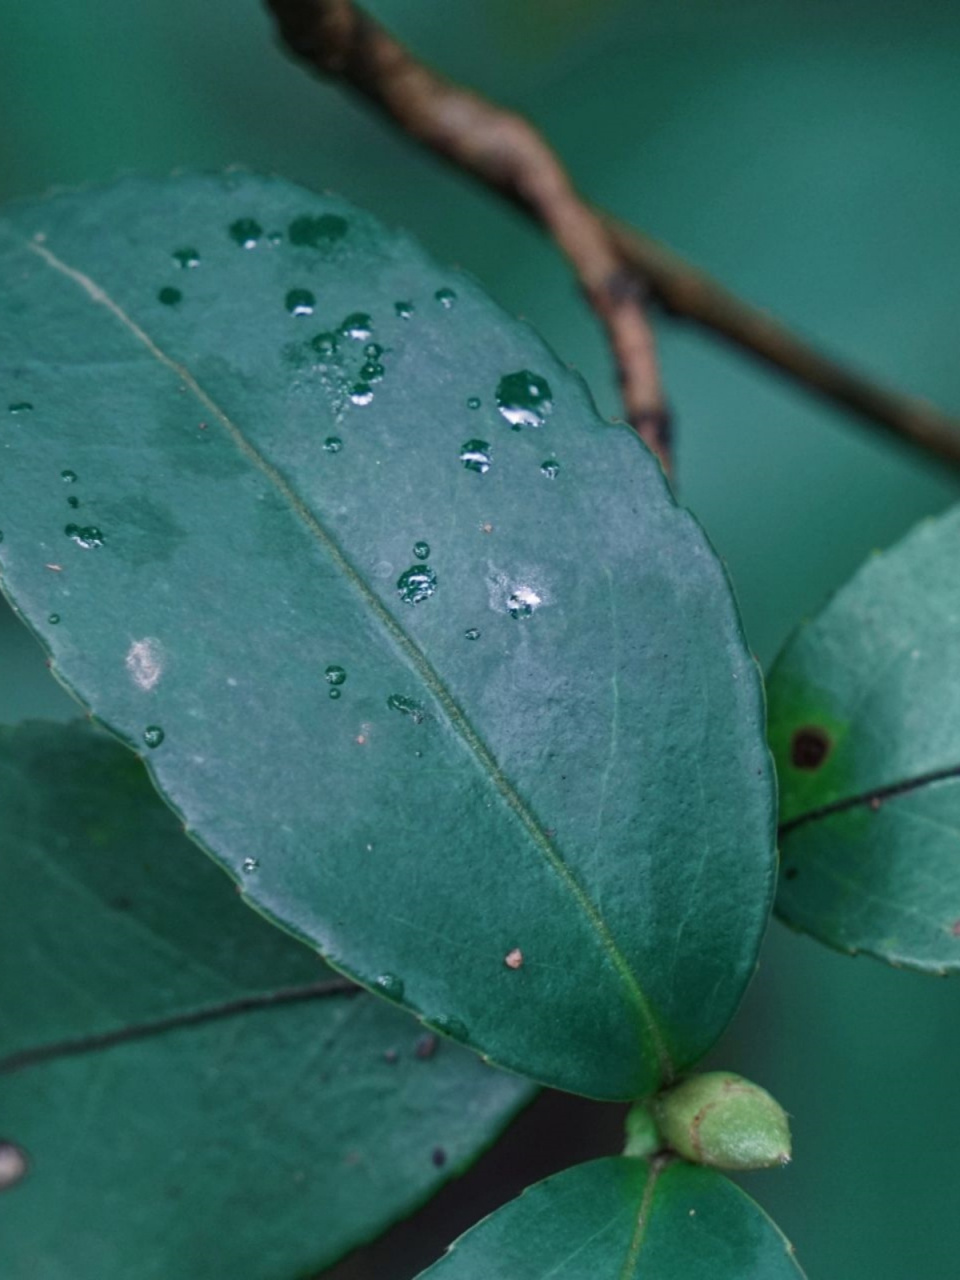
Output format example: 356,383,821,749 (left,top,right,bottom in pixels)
266,0,960,475
266,0,671,472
